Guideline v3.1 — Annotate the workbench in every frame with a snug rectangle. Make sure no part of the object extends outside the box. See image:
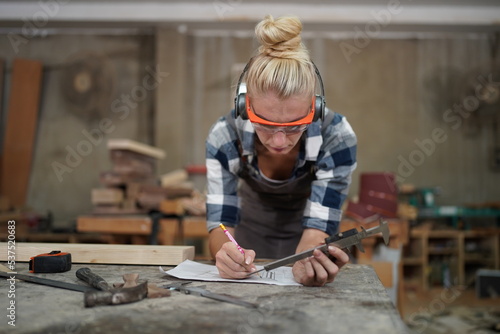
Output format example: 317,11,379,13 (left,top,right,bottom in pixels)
0,263,410,334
